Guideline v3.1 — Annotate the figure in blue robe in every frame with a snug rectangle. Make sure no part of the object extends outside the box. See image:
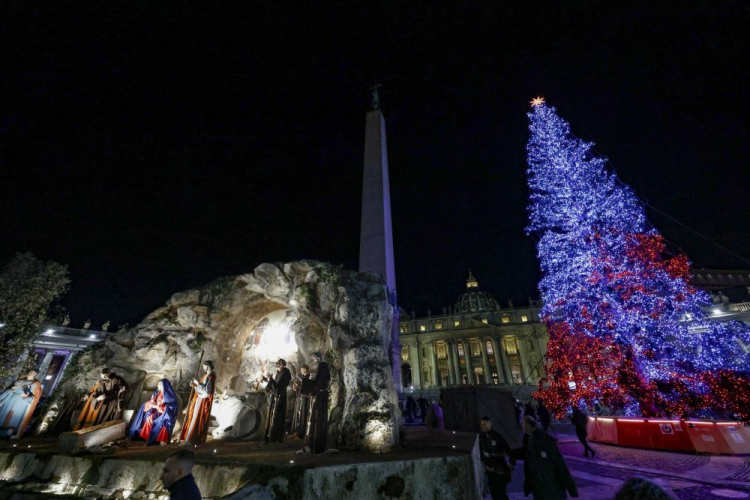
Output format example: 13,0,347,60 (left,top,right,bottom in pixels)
0,371,42,439
128,379,178,445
